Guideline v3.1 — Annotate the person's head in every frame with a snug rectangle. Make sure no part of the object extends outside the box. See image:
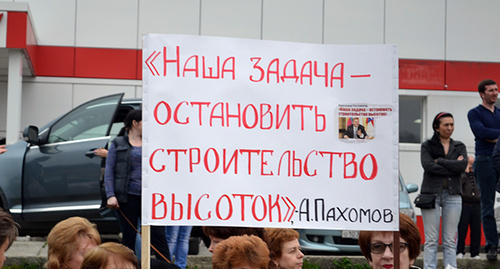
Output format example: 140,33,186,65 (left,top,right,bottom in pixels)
478,79,498,104
47,217,101,269
212,235,270,269
123,109,142,133
358,214,421,269
81,242,138,269
431,112,454,139
353,118,360,127
203,226,268,253
0,209,18,267
266,228,303,269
